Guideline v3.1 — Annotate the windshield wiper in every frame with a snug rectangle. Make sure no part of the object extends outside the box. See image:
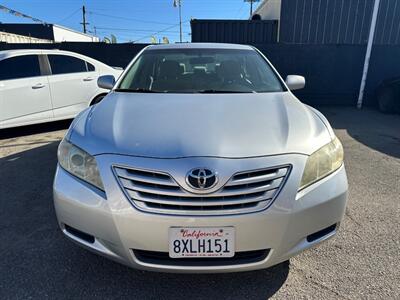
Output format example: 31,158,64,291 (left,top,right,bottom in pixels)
114,88,256,94
196,89,256,94
114,88,161,93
